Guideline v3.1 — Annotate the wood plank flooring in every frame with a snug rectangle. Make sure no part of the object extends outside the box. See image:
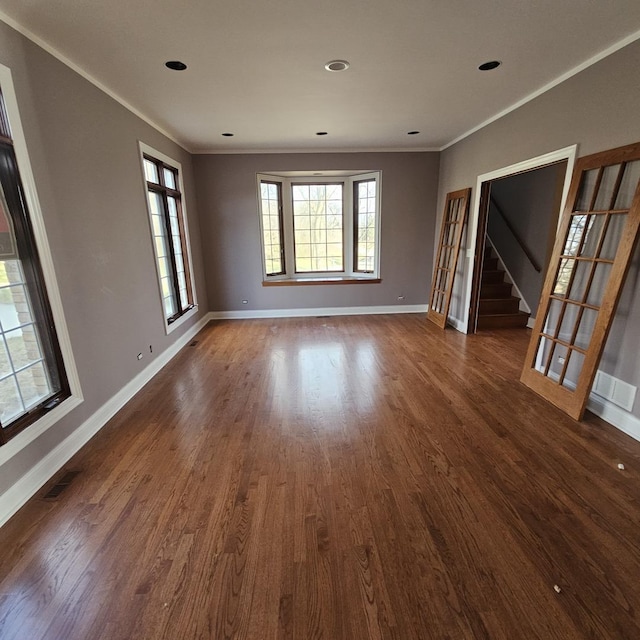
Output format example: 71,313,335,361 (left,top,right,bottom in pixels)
1,314,640,639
